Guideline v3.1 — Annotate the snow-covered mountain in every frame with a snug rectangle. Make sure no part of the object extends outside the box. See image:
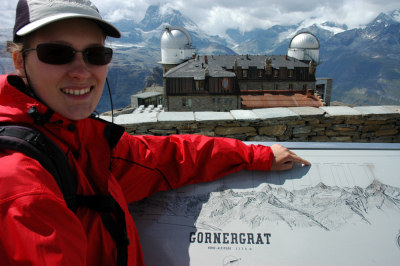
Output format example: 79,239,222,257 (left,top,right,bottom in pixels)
316,11,400,105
